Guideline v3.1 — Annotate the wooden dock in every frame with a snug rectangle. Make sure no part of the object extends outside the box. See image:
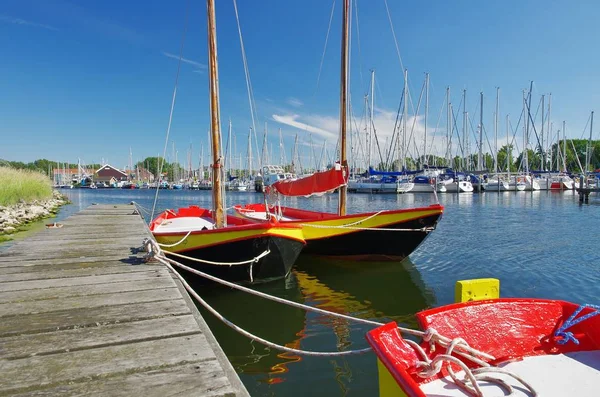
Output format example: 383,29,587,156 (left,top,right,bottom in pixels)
0,204,249,396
